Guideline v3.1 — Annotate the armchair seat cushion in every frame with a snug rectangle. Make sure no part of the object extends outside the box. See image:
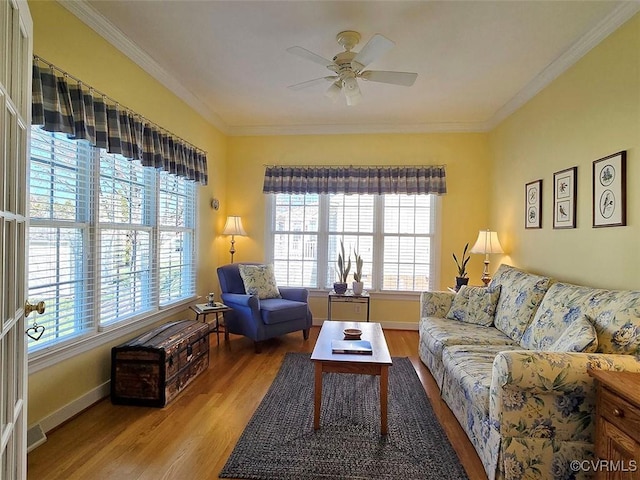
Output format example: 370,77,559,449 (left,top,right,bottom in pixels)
259,298,309,325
